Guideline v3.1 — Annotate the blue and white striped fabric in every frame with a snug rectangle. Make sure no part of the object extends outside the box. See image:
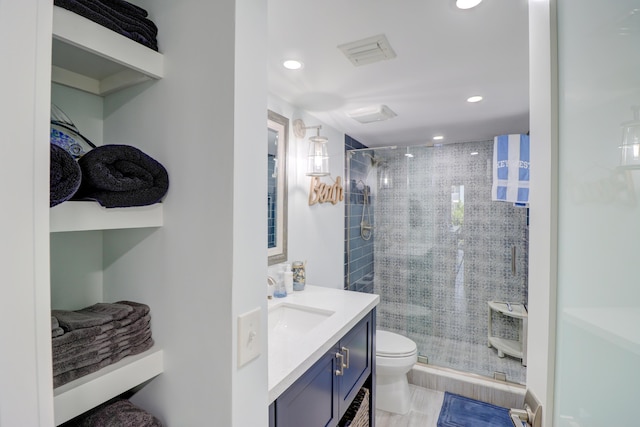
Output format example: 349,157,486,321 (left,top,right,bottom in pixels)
492,134,530,206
